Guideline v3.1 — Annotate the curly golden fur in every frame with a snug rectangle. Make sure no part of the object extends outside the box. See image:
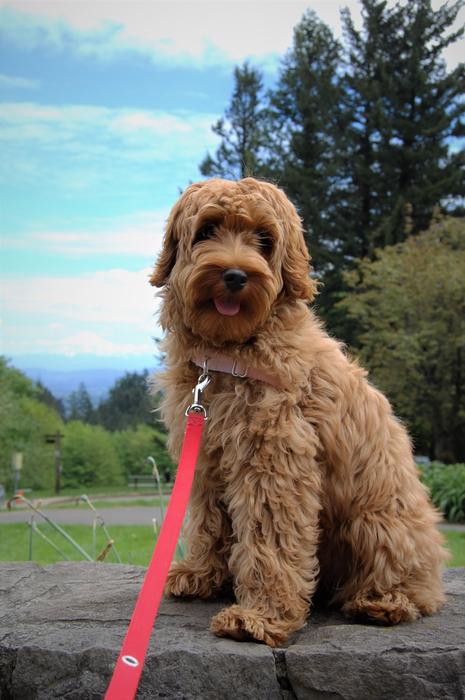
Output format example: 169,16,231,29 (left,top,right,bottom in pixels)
151,177,447,647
